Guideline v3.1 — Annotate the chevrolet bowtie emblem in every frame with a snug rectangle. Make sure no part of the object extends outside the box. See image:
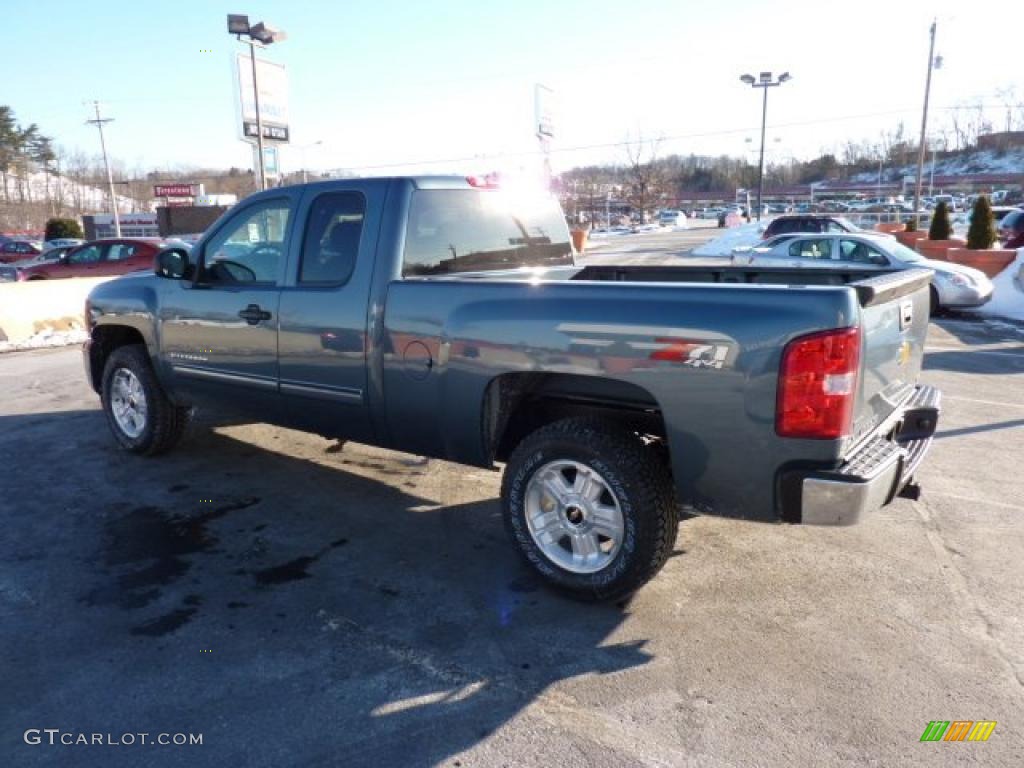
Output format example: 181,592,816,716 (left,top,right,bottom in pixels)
898,340,912,366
